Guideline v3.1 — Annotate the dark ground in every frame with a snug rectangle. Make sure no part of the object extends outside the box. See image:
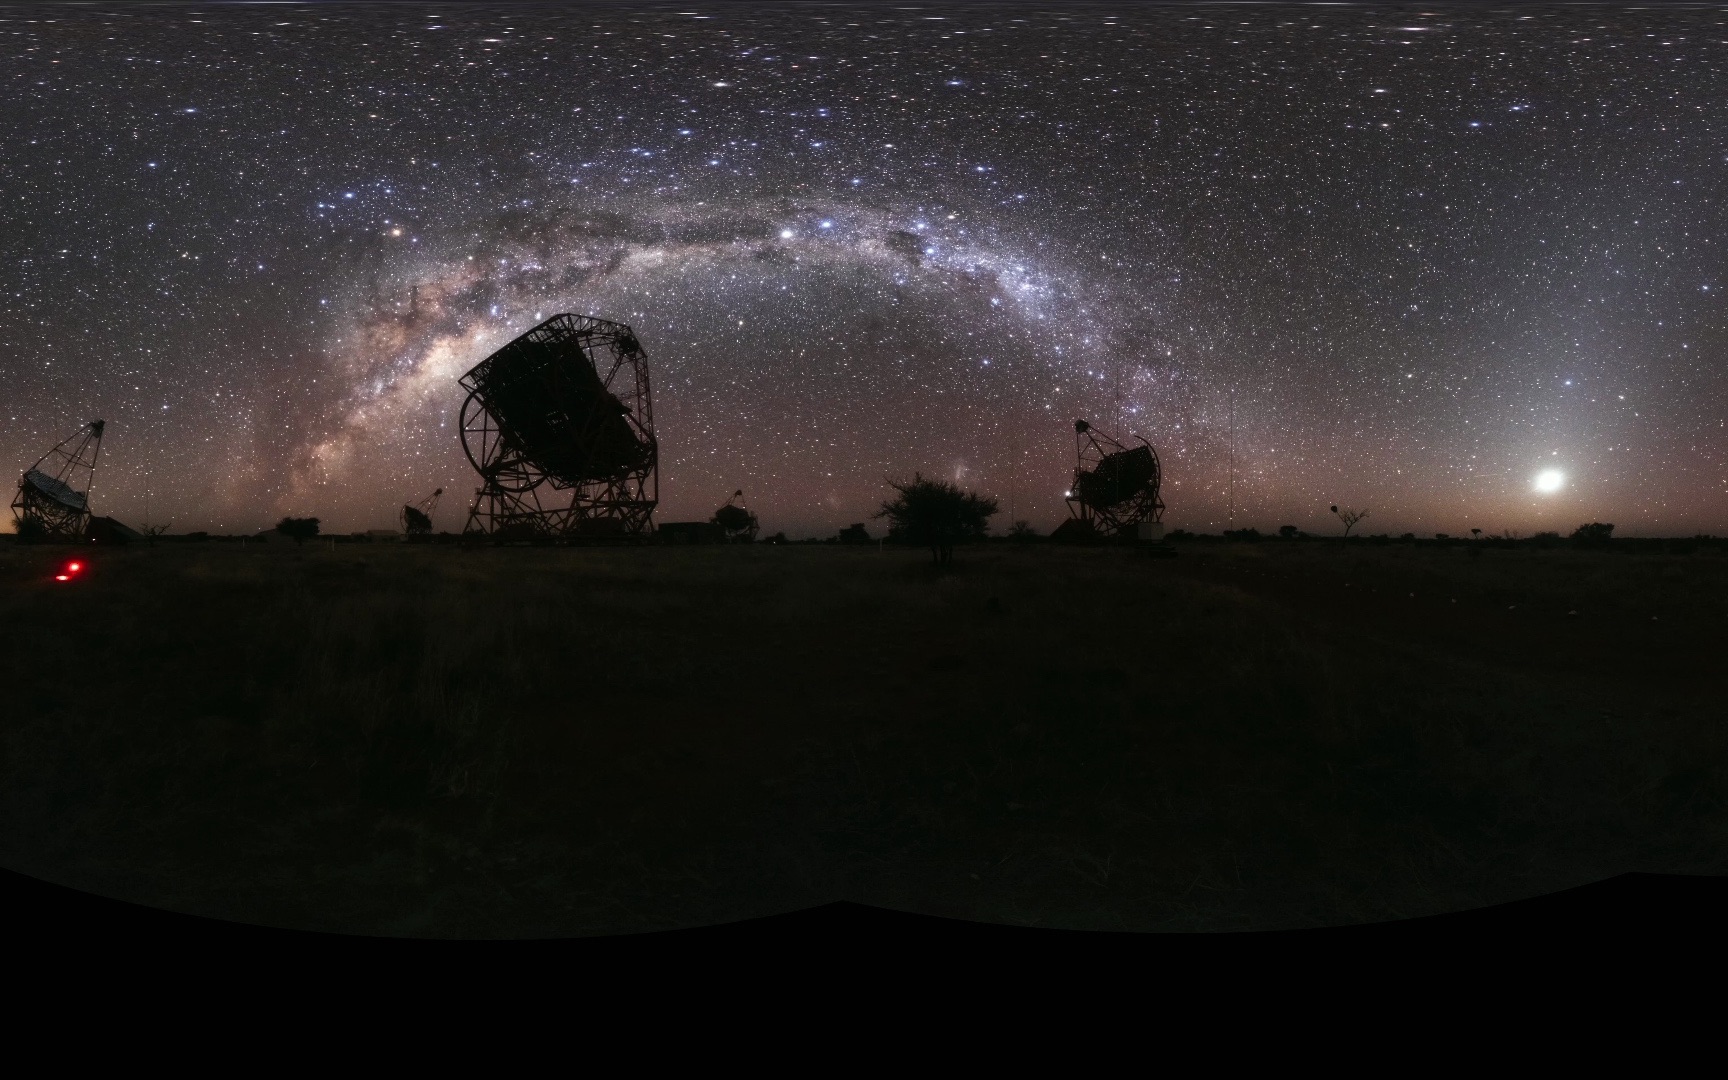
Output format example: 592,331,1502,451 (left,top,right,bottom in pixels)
1,538,1722,935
